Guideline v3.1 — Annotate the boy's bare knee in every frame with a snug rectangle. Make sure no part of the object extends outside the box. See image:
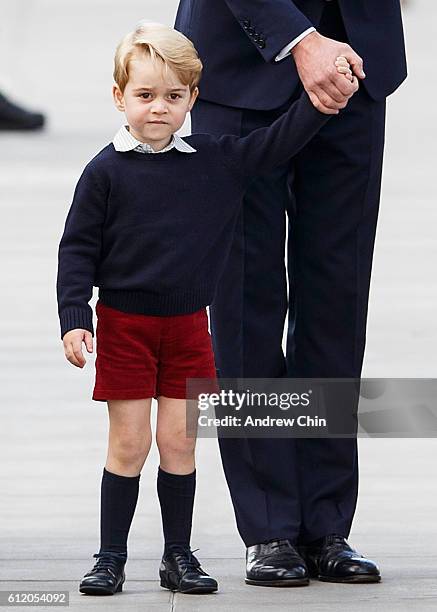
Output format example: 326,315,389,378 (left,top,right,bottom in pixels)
109,432,151,471
156,433,195,462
